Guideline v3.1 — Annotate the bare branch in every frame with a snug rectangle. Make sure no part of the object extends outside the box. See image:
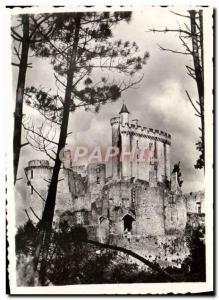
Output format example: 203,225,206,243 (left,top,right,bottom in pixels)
170,10,192,19
22,122,58,146
43,178,51,184
11,28,23,41
30,207,41,221
148,28,191,36
54,73,67,88
24,168,46,203
24,209,31,222
21,142,29,148
158,44,190,55
178,35,193,54
12,62,20,67
195,113,201,118
185,90,201,115
14,46,21,61
16,177,23,181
